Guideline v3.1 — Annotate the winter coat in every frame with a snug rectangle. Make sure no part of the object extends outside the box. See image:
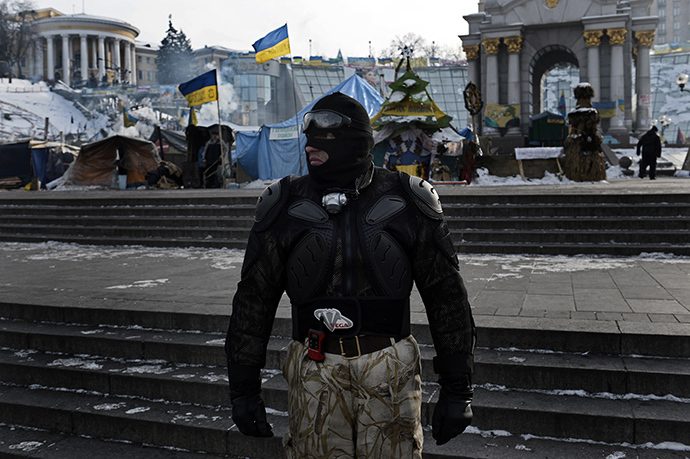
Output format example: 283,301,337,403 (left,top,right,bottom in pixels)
636,130,662,160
